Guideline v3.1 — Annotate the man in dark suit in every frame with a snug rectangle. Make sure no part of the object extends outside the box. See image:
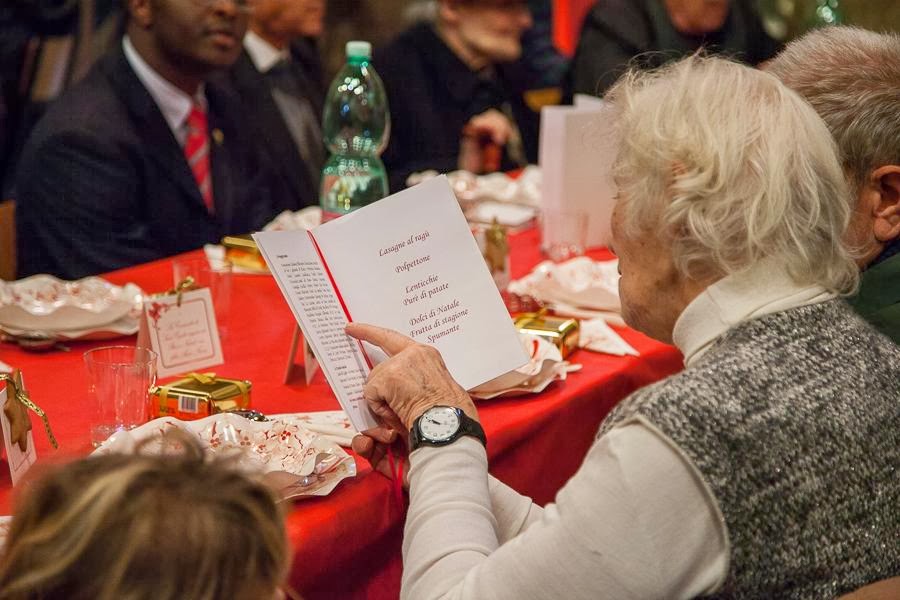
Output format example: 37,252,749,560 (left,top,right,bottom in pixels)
567,0,780,98
14,0,288,279
224,0,326,209
375,0,541,192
